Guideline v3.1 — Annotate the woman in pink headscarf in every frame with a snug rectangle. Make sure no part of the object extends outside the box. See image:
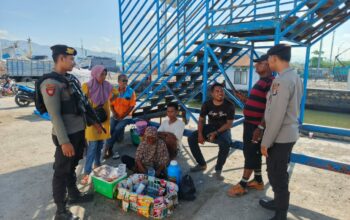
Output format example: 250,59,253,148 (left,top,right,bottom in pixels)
81,65,118,184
